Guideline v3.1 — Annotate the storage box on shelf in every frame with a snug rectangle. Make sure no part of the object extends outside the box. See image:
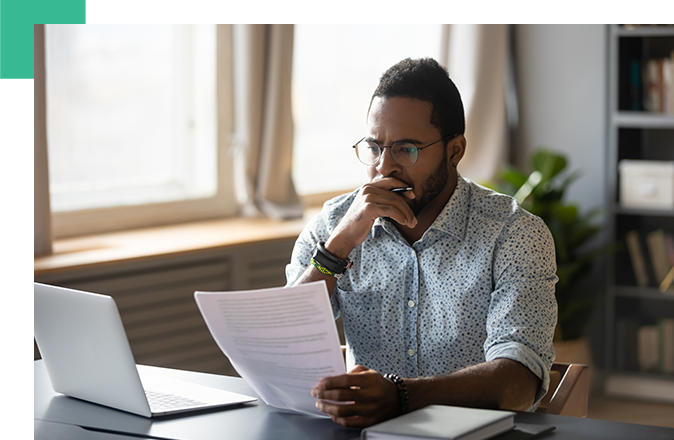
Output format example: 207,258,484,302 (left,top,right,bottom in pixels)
619,160,674,210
